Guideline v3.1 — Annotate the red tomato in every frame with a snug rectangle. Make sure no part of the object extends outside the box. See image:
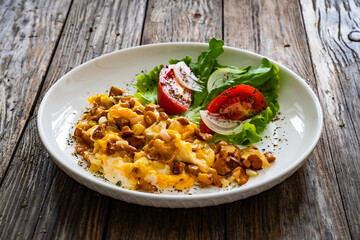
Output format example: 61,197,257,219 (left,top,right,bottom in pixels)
158,65,192,114
200,85,267,133
200,120,214,134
